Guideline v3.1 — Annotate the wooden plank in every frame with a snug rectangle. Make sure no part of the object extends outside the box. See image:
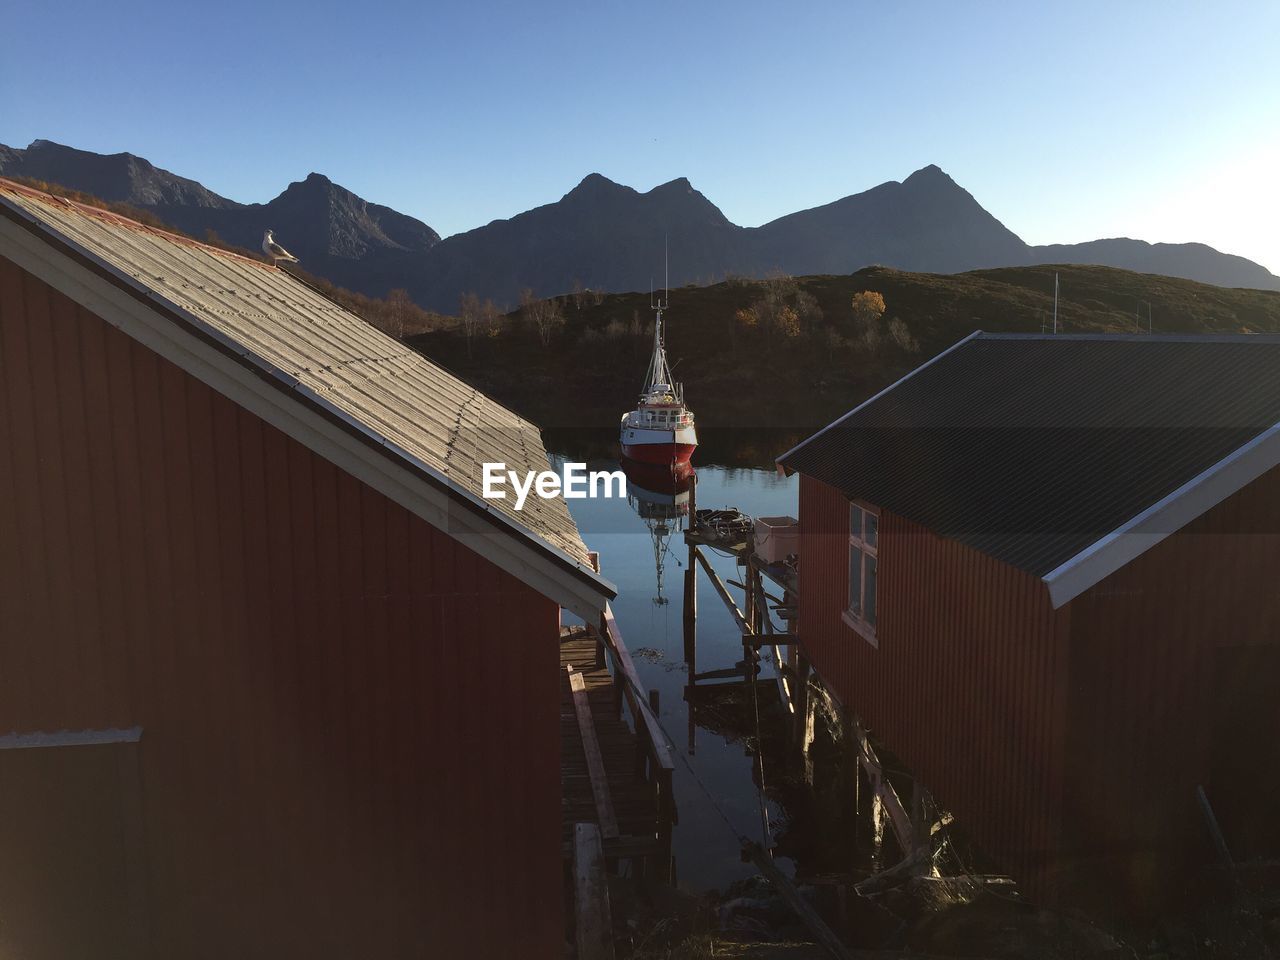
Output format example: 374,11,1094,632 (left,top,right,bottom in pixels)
692,666,752,683
600,604,675,773
746,633,798,649
569,666,620,840
574,822,616,960
850,721,913,857
693,546,753,637
745,843,854,960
